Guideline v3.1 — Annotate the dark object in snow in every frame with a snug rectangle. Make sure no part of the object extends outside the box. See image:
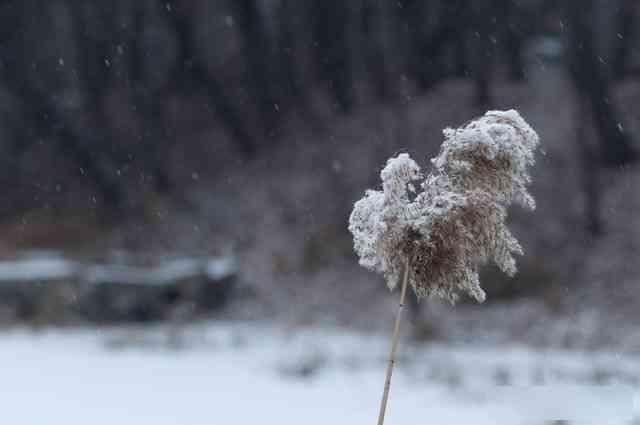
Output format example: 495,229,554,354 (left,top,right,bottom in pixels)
0,253,237,325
